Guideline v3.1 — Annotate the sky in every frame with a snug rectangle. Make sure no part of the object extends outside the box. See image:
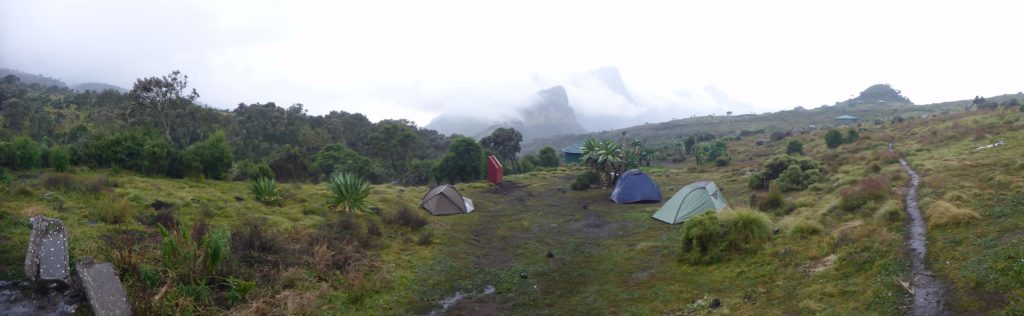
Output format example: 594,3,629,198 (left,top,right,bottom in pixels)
2,0,1022,130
